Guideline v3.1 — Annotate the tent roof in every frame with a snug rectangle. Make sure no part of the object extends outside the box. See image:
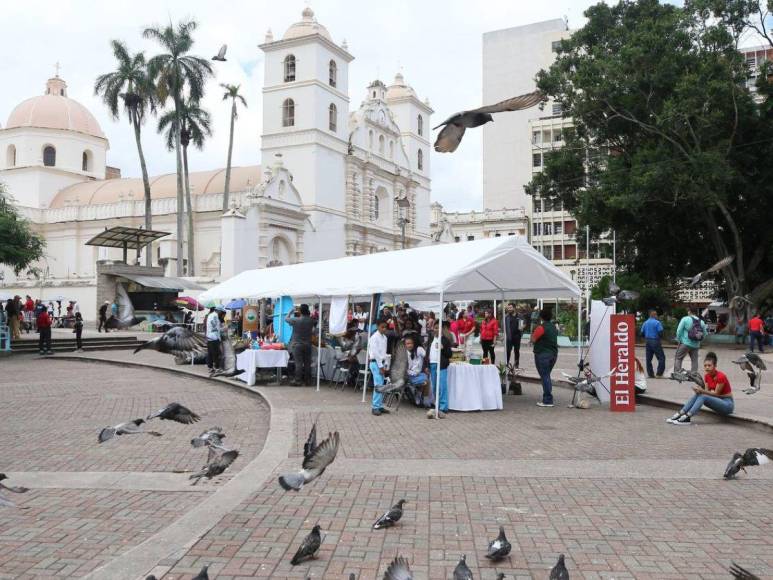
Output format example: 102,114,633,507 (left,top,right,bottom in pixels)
200,236,581,302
